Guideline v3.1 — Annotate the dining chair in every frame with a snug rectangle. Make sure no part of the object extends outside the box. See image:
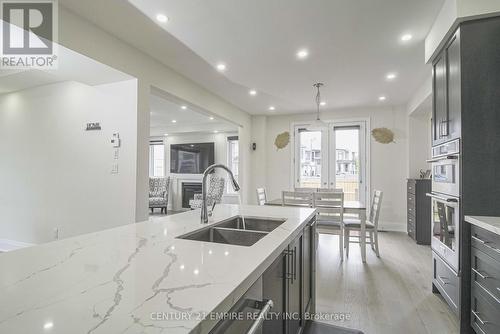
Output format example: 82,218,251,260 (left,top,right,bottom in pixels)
294,187,316,193
344,190,383,258
256,187,267,206
282,191,313,207
313,191,345,260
